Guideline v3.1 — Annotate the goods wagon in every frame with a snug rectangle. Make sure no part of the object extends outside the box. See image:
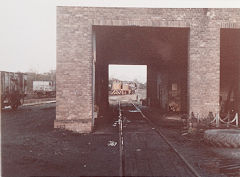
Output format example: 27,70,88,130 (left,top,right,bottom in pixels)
33,81,56,97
